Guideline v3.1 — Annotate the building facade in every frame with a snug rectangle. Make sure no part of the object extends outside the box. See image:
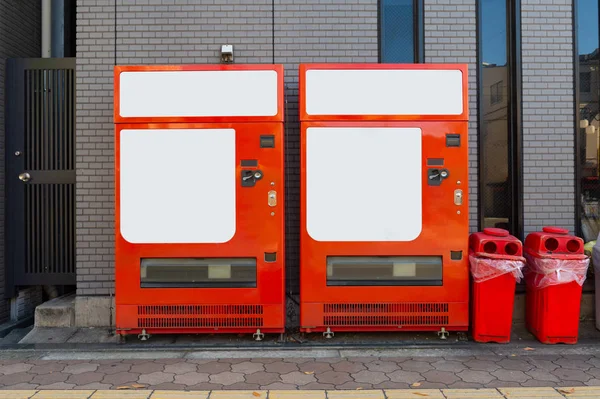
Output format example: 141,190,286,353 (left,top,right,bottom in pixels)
1,0,597,327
